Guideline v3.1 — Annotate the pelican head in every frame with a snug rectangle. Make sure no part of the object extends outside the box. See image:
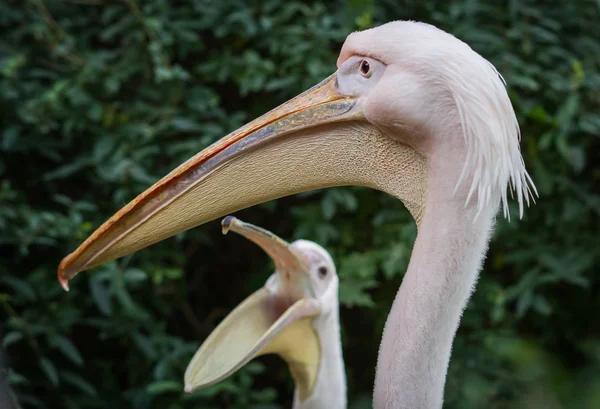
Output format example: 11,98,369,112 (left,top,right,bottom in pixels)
185,217,345,408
